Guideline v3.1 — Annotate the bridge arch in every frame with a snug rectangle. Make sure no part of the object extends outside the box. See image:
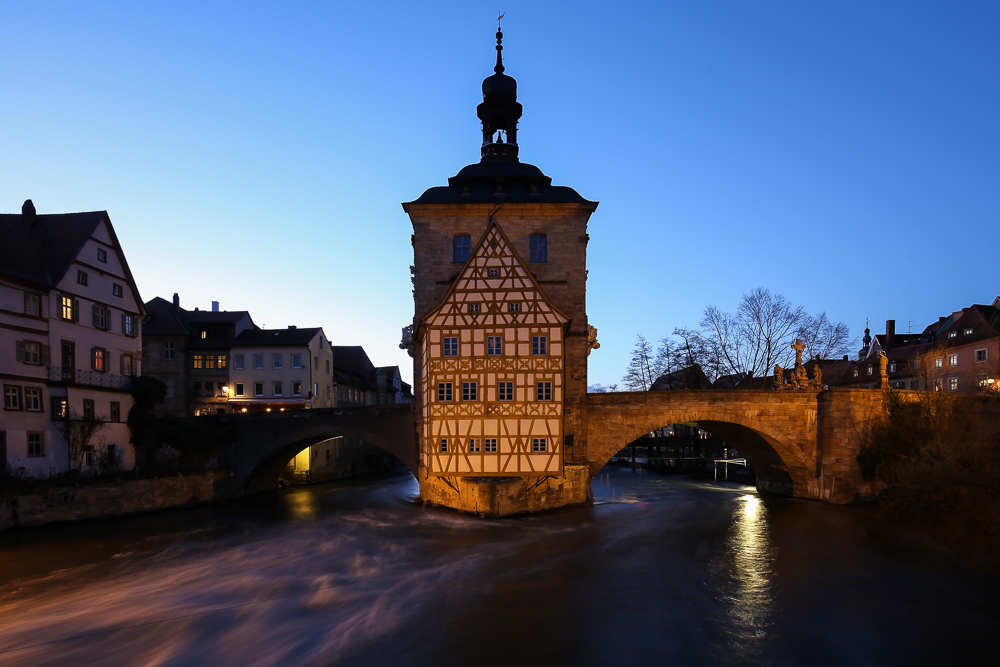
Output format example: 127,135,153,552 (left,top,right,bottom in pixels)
584,392,820,497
